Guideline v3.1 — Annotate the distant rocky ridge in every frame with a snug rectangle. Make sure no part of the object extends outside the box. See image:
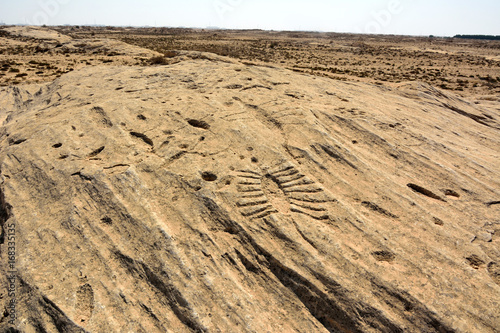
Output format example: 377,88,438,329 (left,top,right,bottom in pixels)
454,35,500,41
0,28,499,332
